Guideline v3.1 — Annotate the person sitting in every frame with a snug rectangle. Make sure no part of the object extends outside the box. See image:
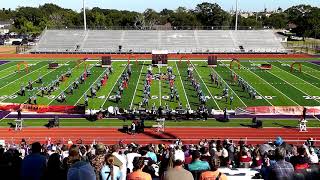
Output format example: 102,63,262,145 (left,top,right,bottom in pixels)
200,158,227,180
163,157,193,180
290,146,310,170
127,157,152,180
269,147,294,180
187,150,210,171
